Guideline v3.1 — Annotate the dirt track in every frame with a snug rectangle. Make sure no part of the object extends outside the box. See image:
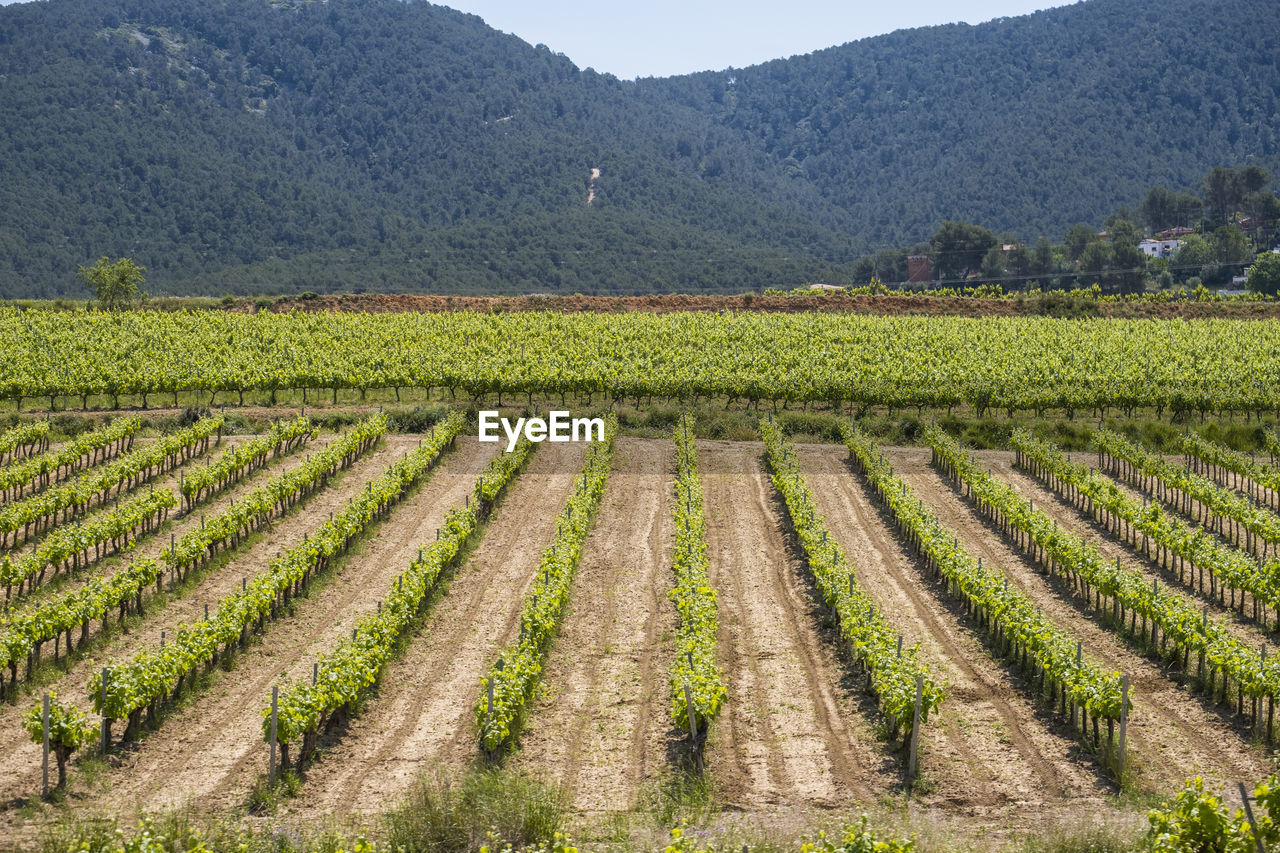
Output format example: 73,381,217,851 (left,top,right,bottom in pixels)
883,447,1274,795
509,437,678,813
795,443,1110,816
698,440,894,810
287,441,586,817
